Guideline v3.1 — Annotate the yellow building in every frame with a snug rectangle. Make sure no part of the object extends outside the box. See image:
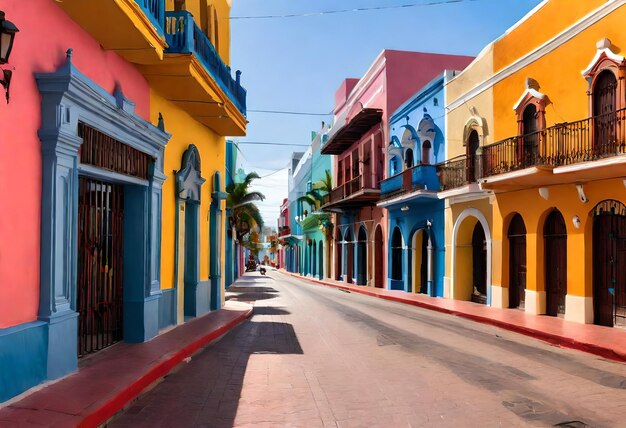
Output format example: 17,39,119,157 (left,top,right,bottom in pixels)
444,0,626,327
59,0,247,328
